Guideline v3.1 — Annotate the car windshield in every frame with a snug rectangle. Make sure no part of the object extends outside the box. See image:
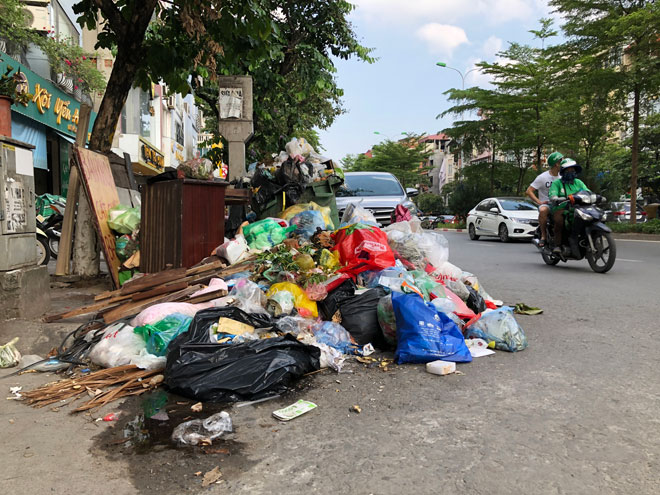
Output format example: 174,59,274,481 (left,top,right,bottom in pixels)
337,175,404,197
498,199,538,211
